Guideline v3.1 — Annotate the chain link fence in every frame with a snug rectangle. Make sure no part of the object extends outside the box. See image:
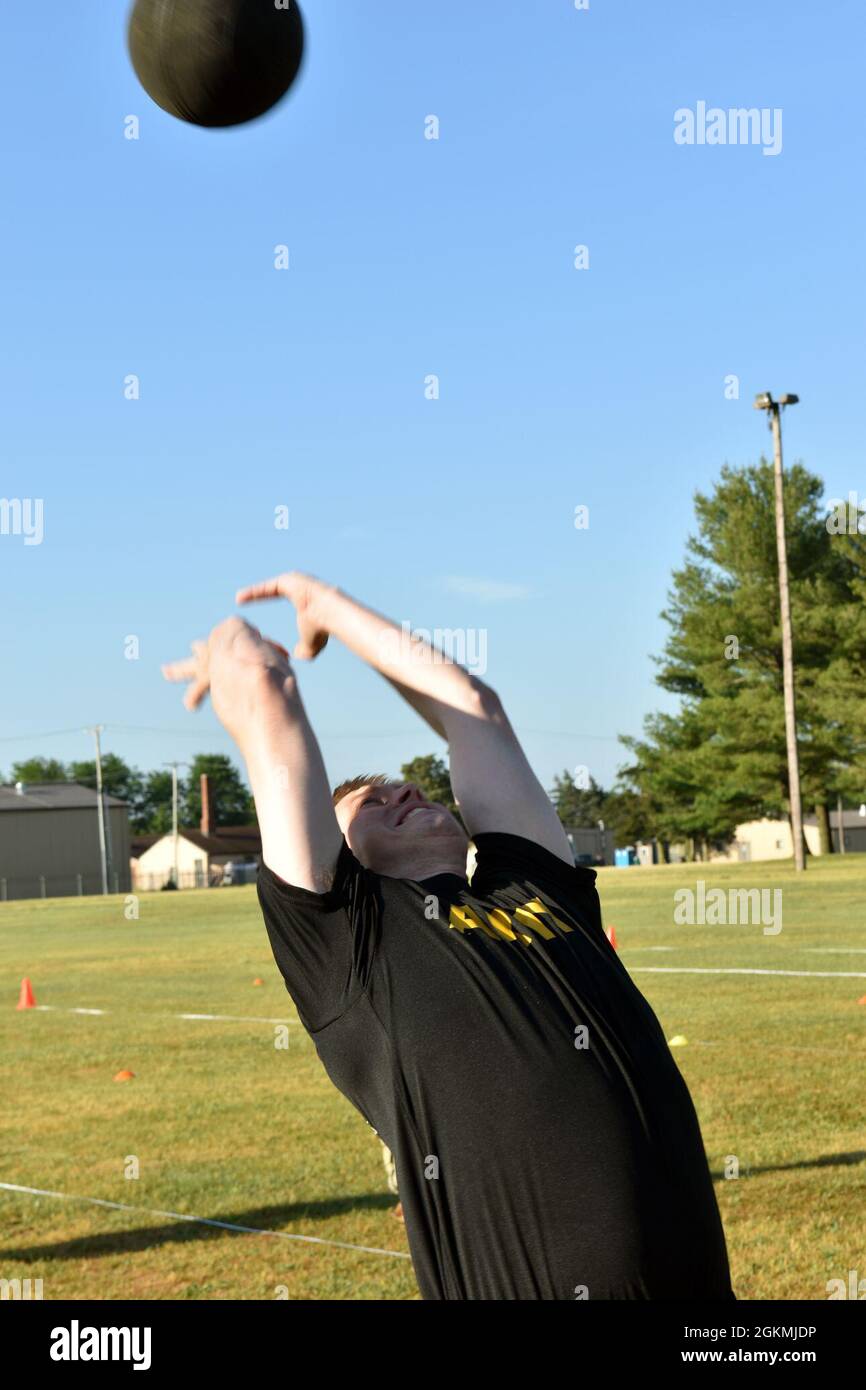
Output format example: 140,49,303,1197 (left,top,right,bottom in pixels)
132,862,260,893
0,863,260,899
0,872,128,901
